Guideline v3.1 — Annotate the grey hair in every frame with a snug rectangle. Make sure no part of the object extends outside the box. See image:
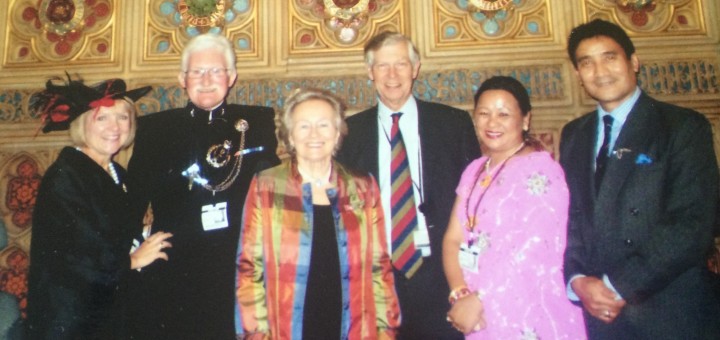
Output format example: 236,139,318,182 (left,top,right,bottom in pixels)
180,33,236,72
363,31,420,67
